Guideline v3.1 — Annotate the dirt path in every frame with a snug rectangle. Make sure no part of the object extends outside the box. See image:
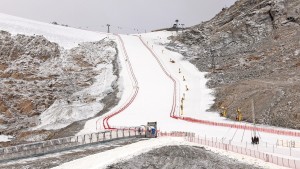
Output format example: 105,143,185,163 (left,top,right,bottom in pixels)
107,145,262,169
